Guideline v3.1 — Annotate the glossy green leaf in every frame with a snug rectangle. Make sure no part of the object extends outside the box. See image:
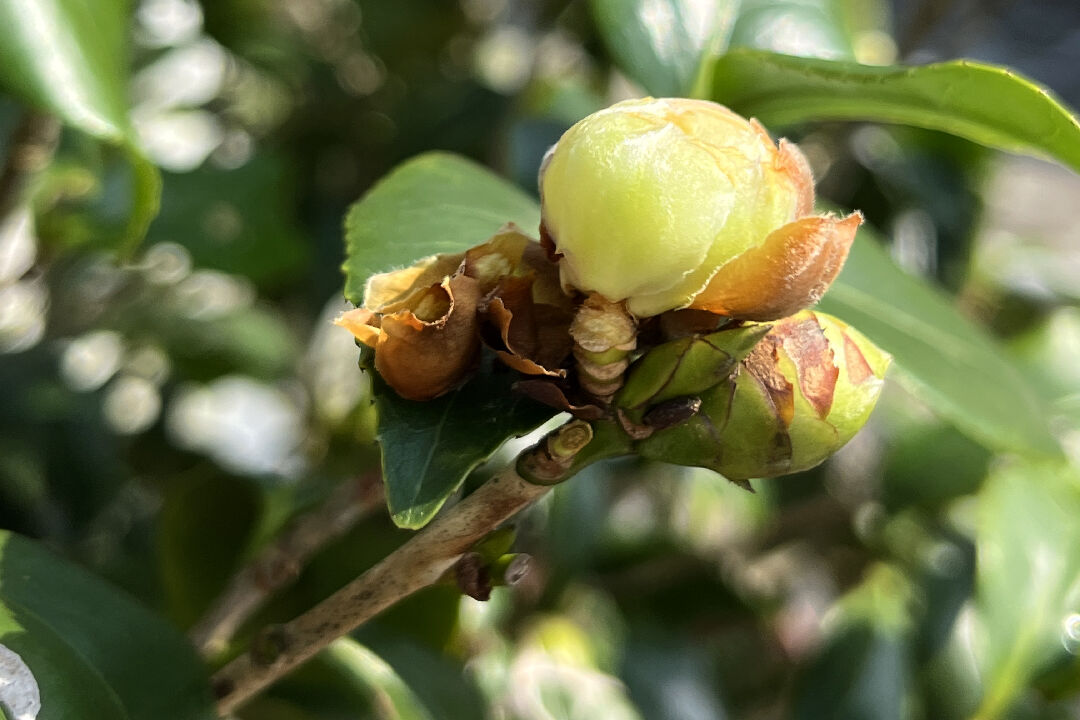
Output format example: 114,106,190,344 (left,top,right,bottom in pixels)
711,49,1080,173
372,365,554,529
972,461,1080,719
0,0,130,142
343,152,541,306
0,531,216,720
818,226,1061,457
324,639,434,720
0,605,129,720
589,0,739,98
729,0,856,60
237,638,435,720
0,0,162,252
